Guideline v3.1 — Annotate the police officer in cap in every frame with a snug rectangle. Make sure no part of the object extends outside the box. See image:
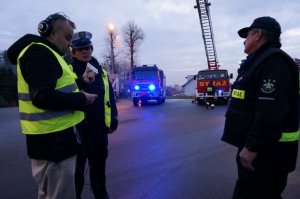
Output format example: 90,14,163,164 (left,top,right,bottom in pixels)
222,16,299,199
71,31,118,199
